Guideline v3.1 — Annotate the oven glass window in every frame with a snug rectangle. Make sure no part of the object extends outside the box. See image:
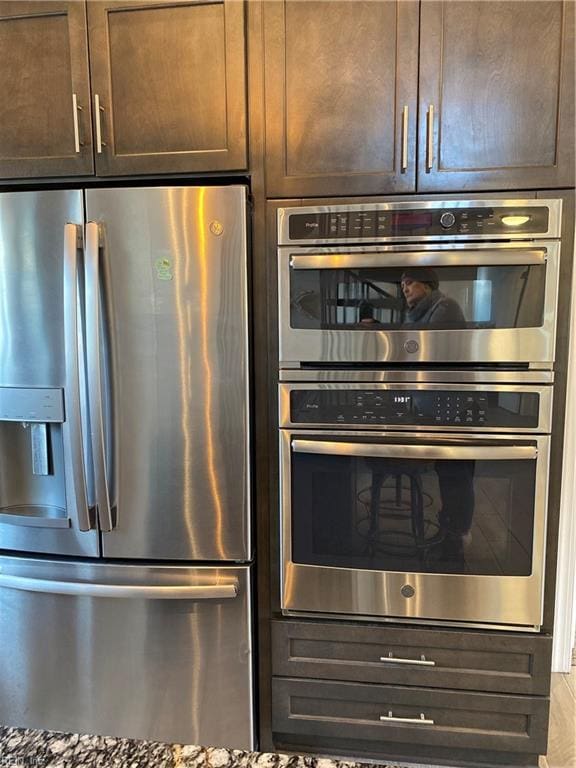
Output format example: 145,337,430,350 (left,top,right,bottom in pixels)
291,446,536,576
289,265,546,330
